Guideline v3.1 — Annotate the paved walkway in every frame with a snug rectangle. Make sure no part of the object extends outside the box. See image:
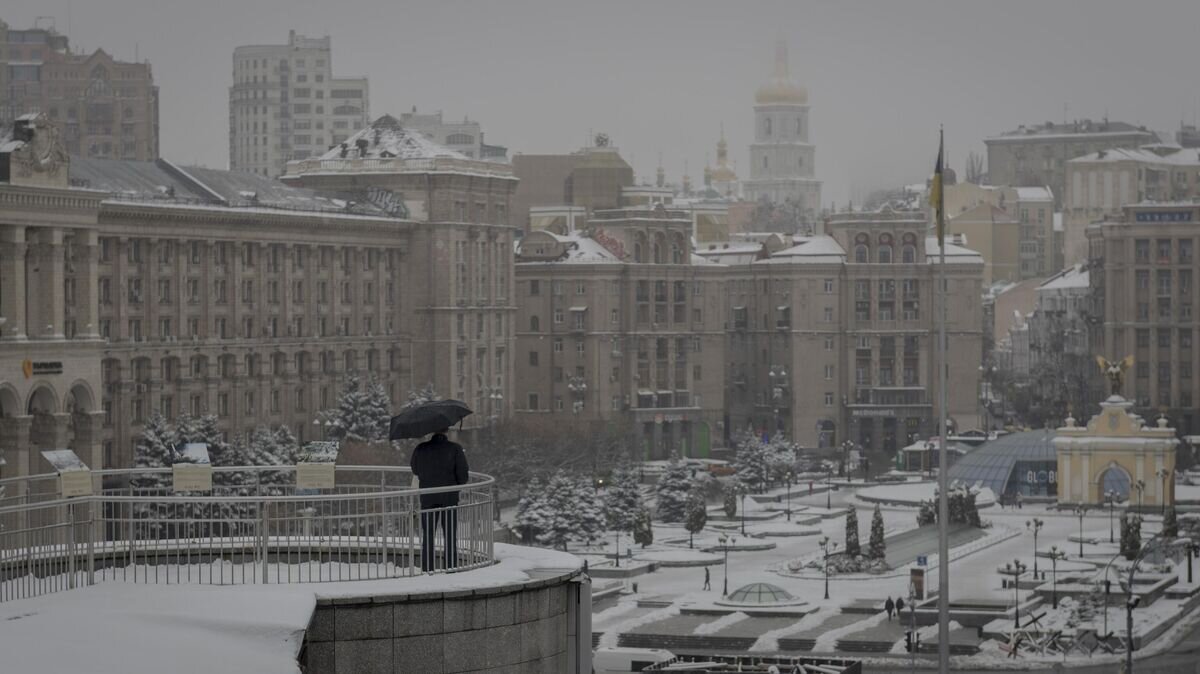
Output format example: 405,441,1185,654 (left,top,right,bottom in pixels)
884,523,985,568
